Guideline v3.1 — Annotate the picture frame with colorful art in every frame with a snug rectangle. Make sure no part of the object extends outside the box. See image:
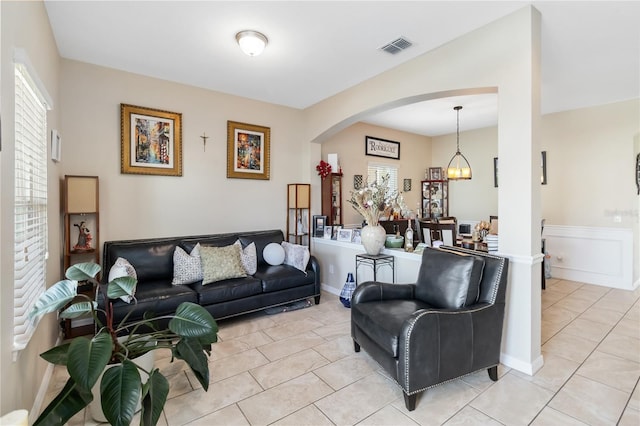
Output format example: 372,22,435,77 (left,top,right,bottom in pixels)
227,121,271,180
120,104,182,176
